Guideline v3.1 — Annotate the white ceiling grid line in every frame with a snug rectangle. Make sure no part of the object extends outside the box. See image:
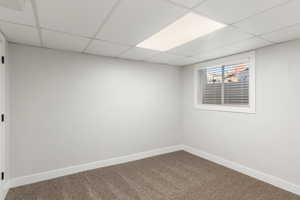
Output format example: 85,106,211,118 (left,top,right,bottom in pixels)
230,0,293,25
82,0,122,52
168,26,253,57
0,19,35,28
36,0,121,37
163,0,204,9
85,39,132,57
0,0,35,26
162,0,191,9
144,52,199,66
41,29,90,53
0,0,300,66
194,0,292,25
30,0,43,46
96,0,189,46
40,27,93,40
195,37,273,61
234,0,300,35
0,20,40,46
261,22,300,43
